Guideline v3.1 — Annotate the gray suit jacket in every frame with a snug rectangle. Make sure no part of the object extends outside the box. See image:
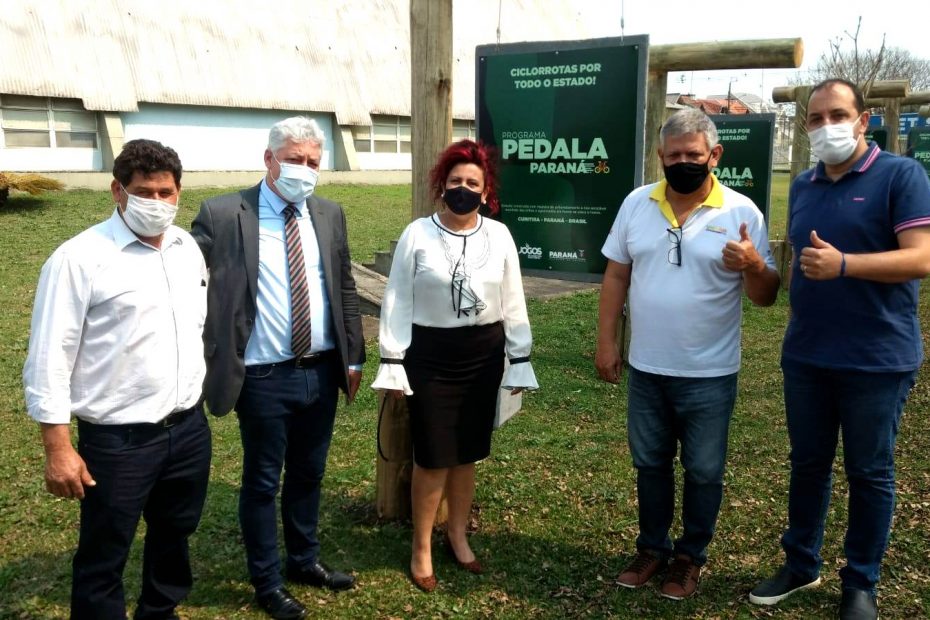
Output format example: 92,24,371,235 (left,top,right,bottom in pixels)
191,183,365,416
